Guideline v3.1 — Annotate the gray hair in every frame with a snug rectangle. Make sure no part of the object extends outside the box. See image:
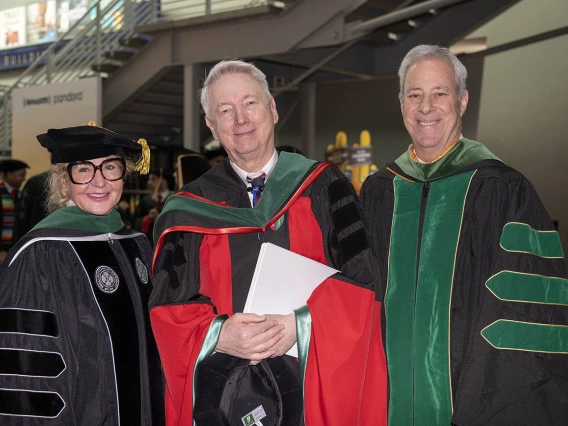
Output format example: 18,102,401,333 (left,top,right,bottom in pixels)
199,60,271,117
398,45,467,100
